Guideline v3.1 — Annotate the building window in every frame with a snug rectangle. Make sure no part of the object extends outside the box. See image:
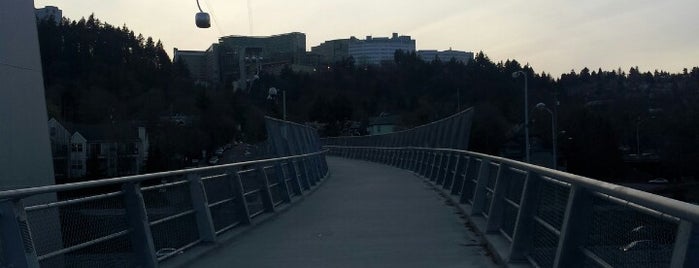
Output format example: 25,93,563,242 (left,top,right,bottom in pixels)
50,127,56,137
71,143,83,152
